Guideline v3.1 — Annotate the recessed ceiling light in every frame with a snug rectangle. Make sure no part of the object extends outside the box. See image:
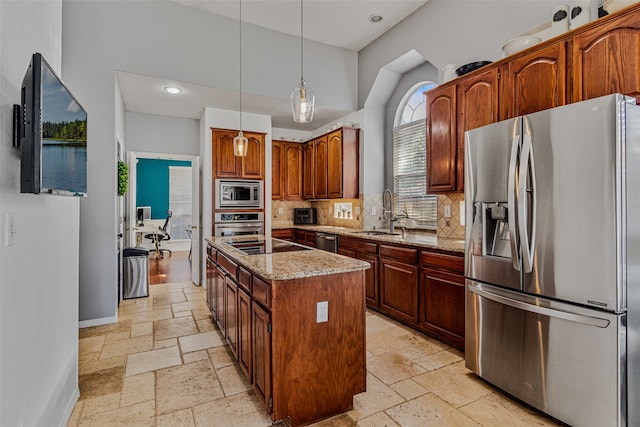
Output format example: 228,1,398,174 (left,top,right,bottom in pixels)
369,14,383,23
163,85,183,95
